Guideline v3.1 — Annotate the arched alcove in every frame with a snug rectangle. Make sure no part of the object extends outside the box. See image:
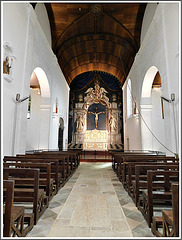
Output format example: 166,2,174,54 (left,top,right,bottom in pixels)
140,66,165,152
58,117,64,150
141,66,158,100
25,67,51,151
